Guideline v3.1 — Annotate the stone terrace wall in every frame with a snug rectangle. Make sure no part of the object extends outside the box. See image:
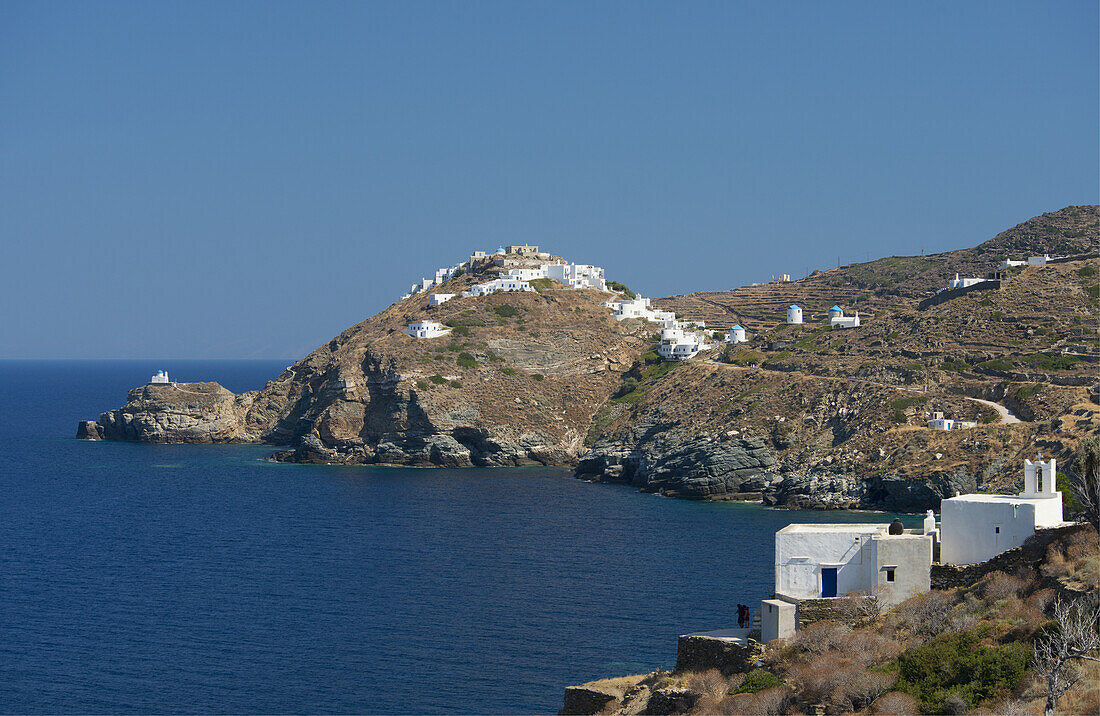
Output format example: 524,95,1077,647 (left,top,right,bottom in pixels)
675,635,764,675
931,524,1080,590
917,280,1000,311
794,596,878,629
